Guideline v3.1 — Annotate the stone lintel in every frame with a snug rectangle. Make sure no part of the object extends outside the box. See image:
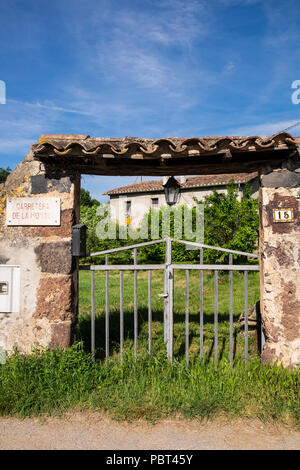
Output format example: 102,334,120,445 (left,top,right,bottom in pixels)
31,174,73,194
261,169,300,188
